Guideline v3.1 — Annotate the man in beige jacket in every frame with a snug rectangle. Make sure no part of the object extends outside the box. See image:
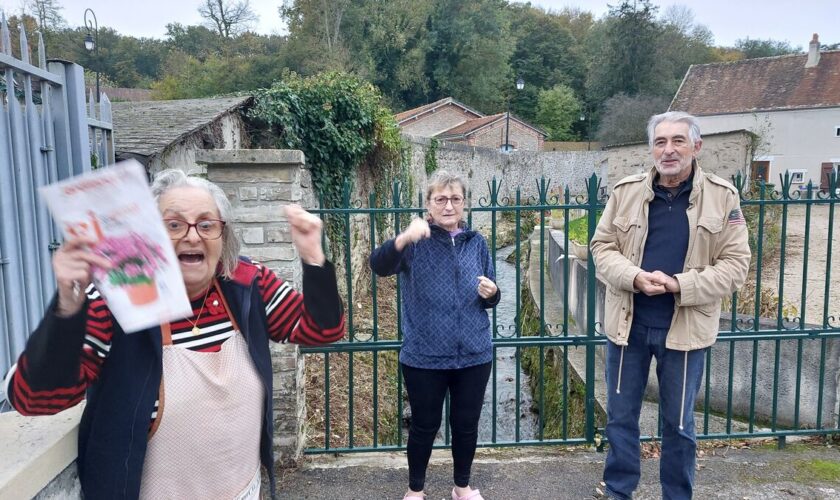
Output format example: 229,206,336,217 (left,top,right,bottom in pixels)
590,111,750,499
